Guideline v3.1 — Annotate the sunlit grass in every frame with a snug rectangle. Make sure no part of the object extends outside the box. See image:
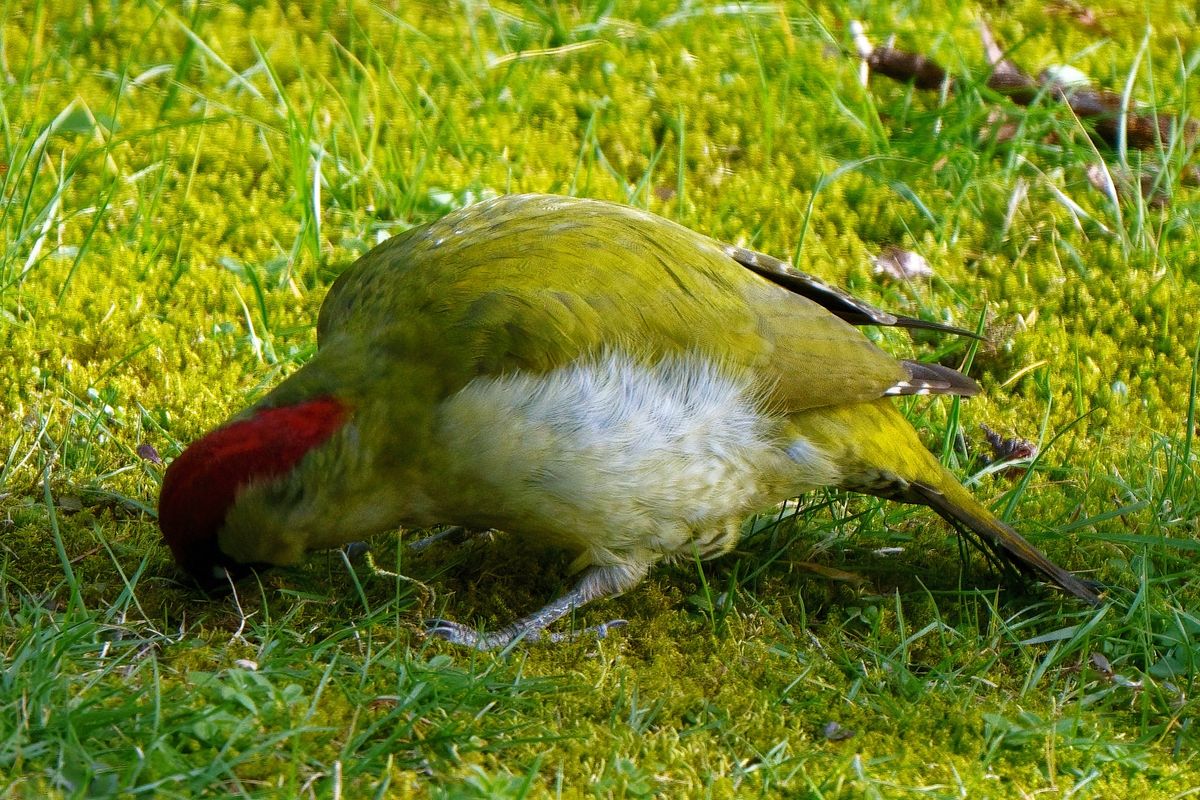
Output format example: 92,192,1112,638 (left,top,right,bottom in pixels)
2,0,1199,796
